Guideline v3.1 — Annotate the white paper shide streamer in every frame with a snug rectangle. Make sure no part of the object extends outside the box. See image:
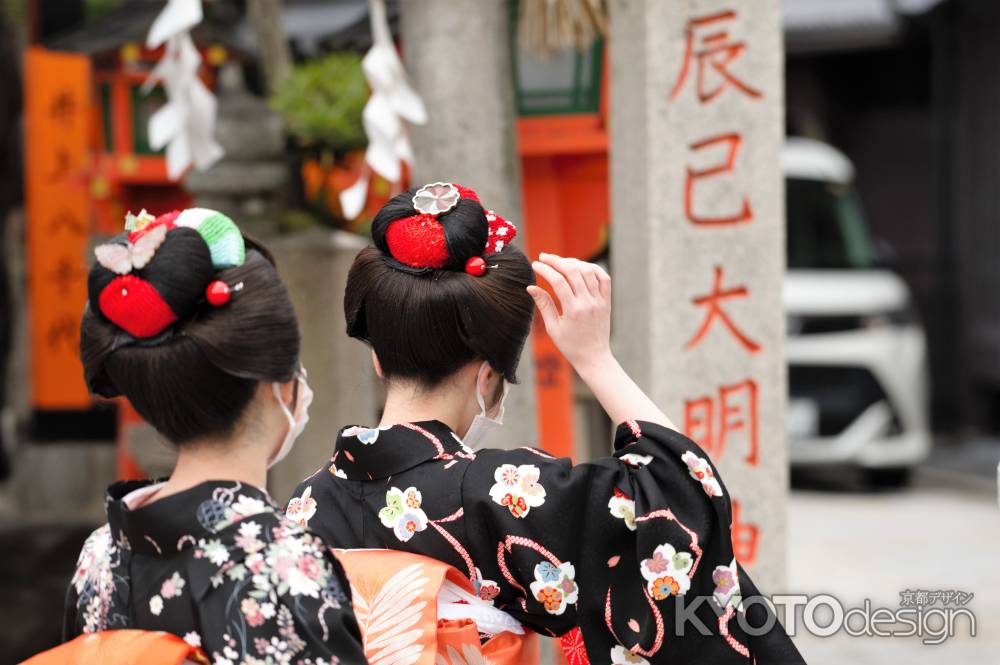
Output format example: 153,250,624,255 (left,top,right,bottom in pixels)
144,0,224,180
340,0,427,220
